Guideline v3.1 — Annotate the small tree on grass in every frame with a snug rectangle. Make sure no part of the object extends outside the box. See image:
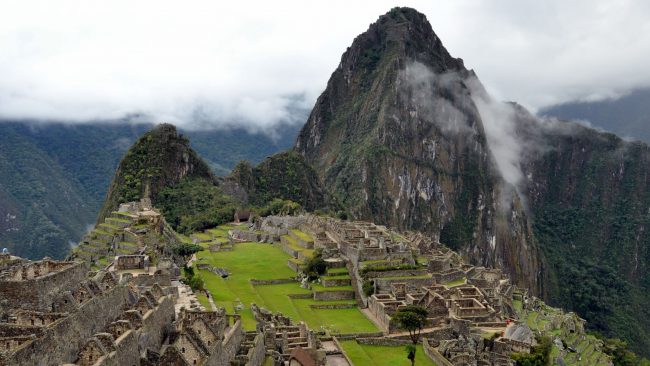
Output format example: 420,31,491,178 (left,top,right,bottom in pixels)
393,305,428,366
302,248,327,280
